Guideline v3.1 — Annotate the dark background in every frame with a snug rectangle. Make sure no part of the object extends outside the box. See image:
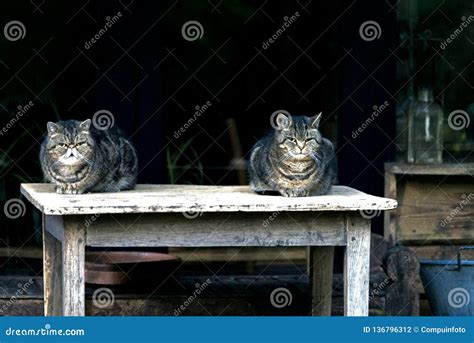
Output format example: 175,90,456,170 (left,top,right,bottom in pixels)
3,0,471,275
